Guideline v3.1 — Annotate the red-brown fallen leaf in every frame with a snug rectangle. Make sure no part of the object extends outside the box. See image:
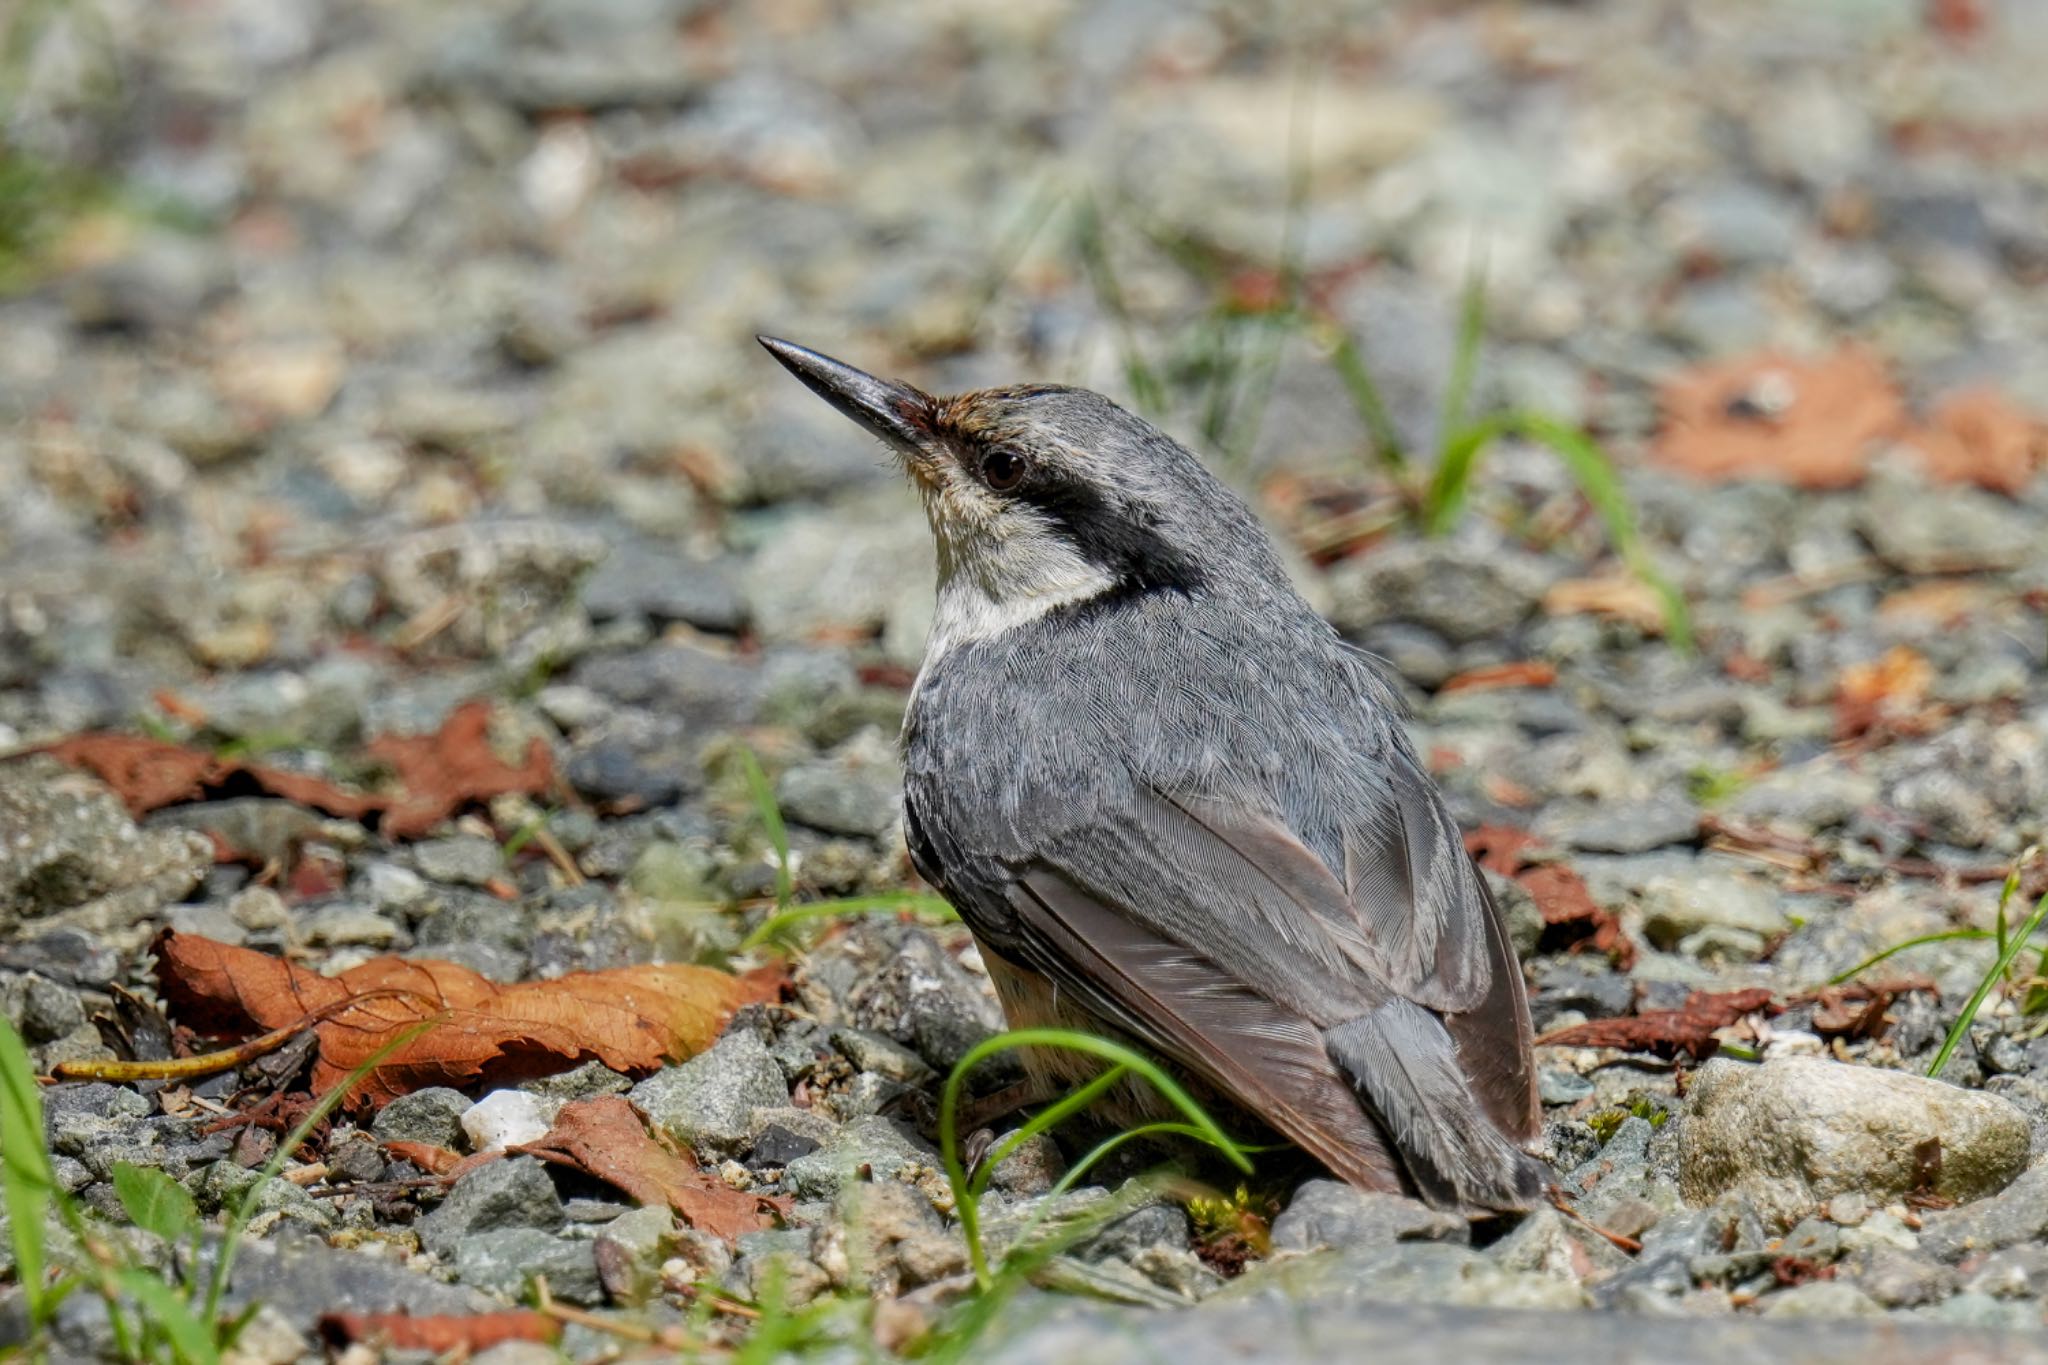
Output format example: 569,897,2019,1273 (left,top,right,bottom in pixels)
378,1140,465,1176
152,931,783,1109
1834,645,1936,739
319,1311,558,1352
1520,864,1637,970
1656,347,1907,489
1464,825,1544,877
1438,660,1558,695
39,700,554,841
1902,387,2046,495
1537,987,1776,1059
517,1095,789,1243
